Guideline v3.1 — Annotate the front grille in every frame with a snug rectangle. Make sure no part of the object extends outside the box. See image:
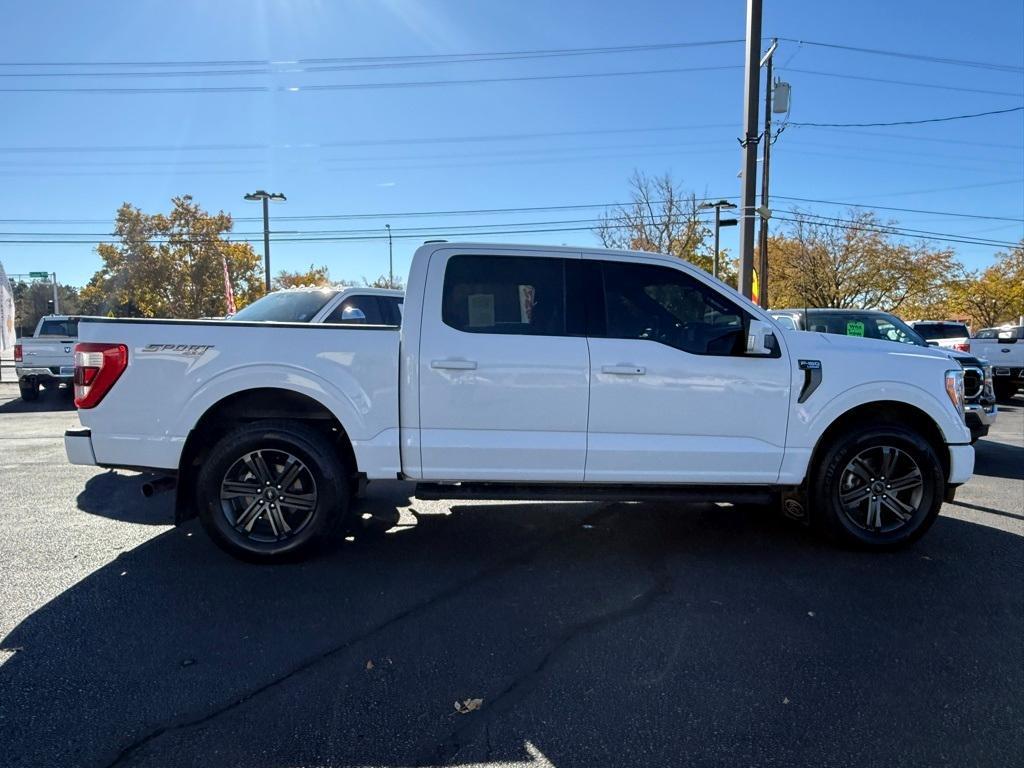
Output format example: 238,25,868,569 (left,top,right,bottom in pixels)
962,366,983,400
